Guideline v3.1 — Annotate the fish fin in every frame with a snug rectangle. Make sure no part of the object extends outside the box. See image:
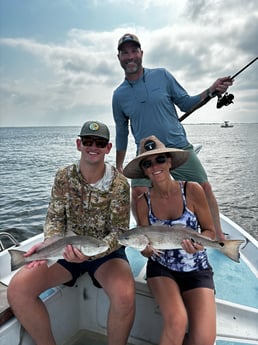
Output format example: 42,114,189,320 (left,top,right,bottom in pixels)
38,235,64,249
219,239,245,262
8,249,27,271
